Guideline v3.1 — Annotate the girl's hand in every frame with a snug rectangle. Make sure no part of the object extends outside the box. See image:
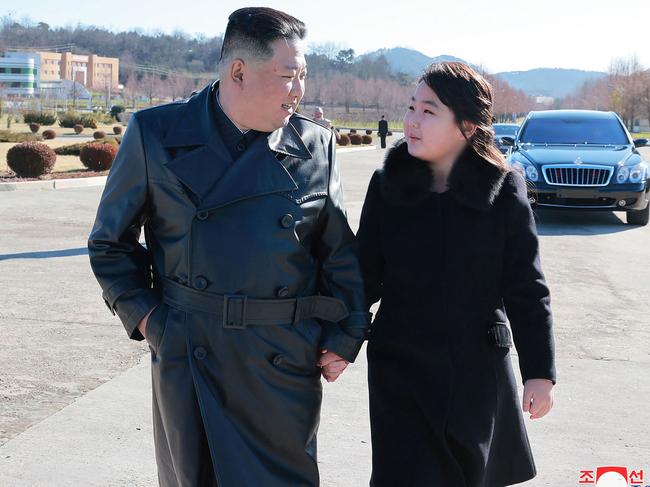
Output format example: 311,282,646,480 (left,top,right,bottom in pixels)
522,378,555,420
318,349,349,382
